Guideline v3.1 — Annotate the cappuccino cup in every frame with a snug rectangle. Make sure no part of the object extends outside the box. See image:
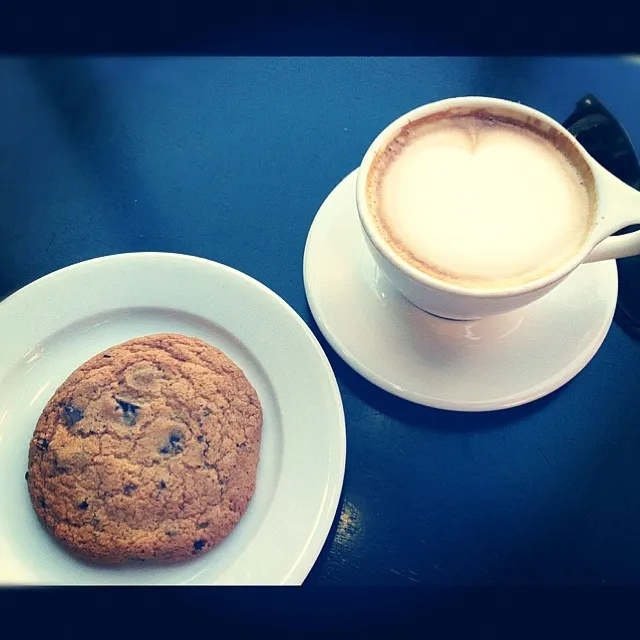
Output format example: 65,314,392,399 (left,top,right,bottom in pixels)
356,96,640,320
